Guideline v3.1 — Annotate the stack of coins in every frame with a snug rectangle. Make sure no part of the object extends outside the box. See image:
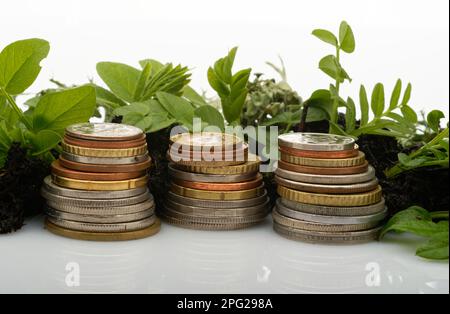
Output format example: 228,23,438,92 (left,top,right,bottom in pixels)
273,133,387,244
42,123,160,241
161,132,270,230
